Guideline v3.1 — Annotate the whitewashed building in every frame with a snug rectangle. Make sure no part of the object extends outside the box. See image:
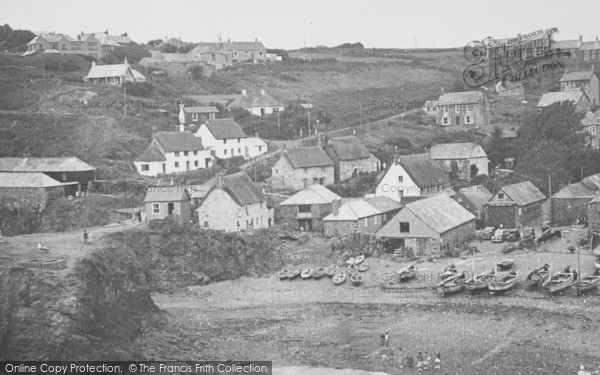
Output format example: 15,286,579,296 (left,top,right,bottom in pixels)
225,89,285,116
195,118,267,159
